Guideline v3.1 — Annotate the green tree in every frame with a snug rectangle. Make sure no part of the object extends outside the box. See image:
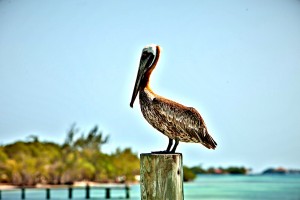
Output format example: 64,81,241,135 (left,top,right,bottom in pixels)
191,165,207,174
183,166,196,182
207,167,216,174
111,148,140,182
226,166,247,174
74,125,109,152
0,124,141,186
